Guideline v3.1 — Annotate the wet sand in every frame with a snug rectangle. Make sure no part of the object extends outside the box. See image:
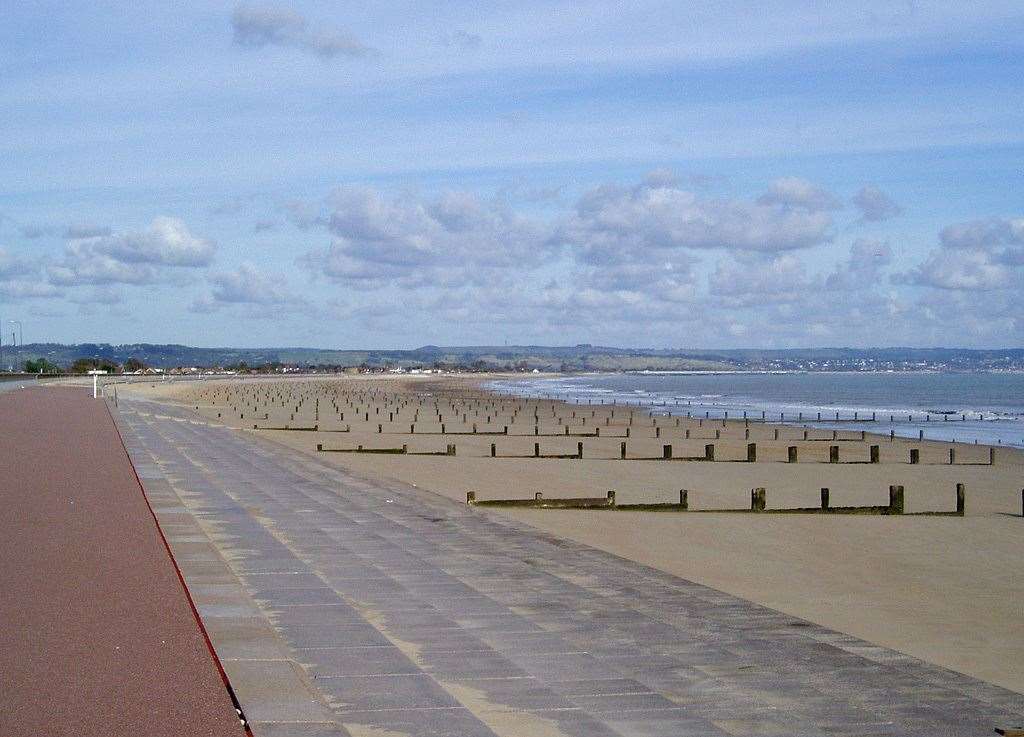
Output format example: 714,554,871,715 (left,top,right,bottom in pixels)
133,374,1024,694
